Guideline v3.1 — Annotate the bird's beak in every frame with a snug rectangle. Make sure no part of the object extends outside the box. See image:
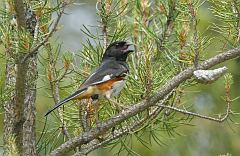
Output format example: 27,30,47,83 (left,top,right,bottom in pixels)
125,42,134,53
